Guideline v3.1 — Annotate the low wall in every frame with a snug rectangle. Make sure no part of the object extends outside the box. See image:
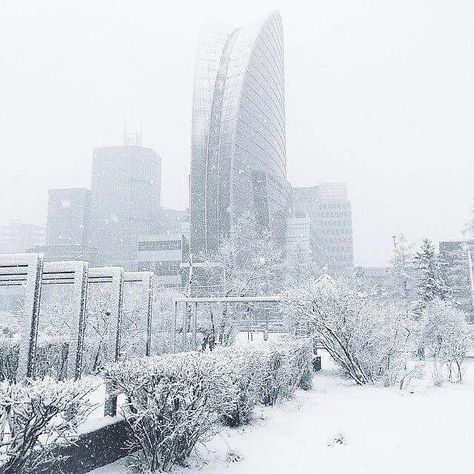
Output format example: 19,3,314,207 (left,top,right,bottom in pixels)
38,419,131,474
